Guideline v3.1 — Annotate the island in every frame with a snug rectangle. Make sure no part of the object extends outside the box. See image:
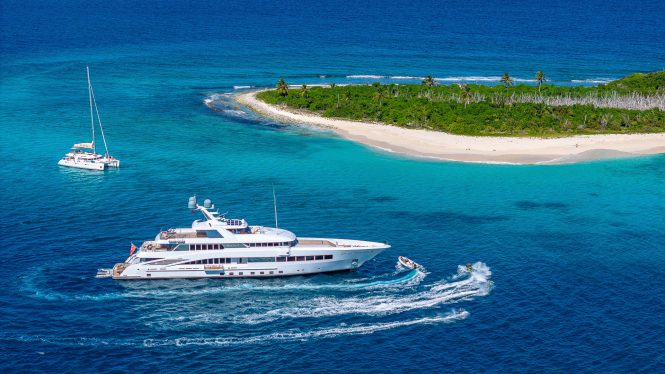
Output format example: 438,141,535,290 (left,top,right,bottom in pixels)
236,72,665,164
